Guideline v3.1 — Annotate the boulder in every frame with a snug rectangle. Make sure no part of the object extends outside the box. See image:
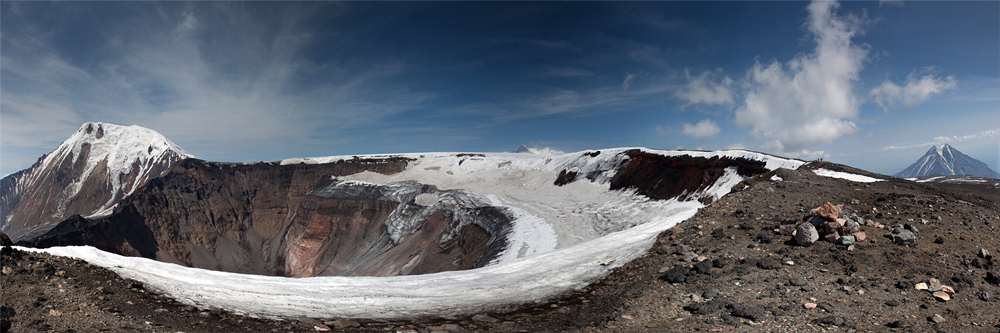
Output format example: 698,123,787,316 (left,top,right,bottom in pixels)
893,230,917,246
795,223,819,246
